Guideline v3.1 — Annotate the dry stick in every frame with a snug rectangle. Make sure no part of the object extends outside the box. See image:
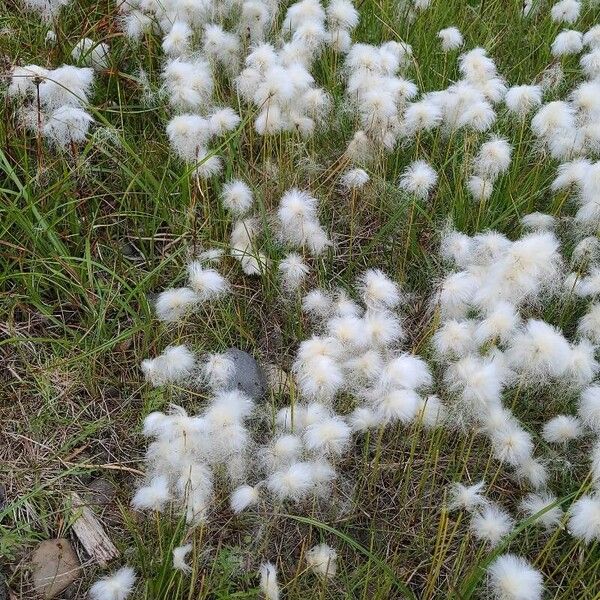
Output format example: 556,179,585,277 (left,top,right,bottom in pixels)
63,461,145,476
70,492,119,567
